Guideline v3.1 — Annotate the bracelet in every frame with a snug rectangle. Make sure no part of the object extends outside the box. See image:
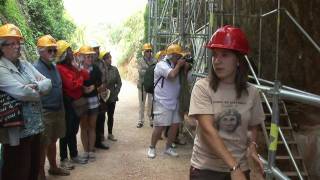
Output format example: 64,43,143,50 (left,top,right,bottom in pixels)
250,141,259,148
230,163,240,172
